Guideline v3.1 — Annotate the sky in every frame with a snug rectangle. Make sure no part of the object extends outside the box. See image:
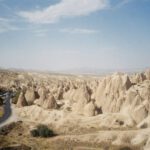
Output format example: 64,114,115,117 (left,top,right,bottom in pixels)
0,0,150,72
